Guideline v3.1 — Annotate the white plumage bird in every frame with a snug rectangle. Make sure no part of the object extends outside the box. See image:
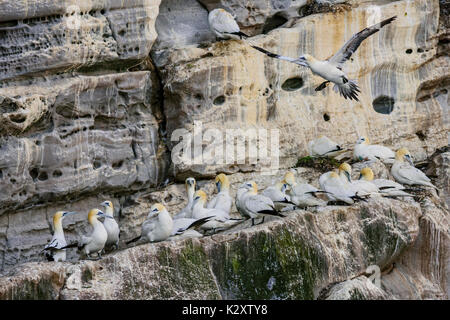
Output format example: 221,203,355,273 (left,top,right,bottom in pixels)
308,136,345,158
252,16,397,100
43,211,77,262
207,173,233,215
173,177,196,219
391,148,438,190
208,8,248,40
353,136,396,164
283,171,328,208
100,200,120,251
235,181,285,226
319,171,365,205
358,167,412,198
